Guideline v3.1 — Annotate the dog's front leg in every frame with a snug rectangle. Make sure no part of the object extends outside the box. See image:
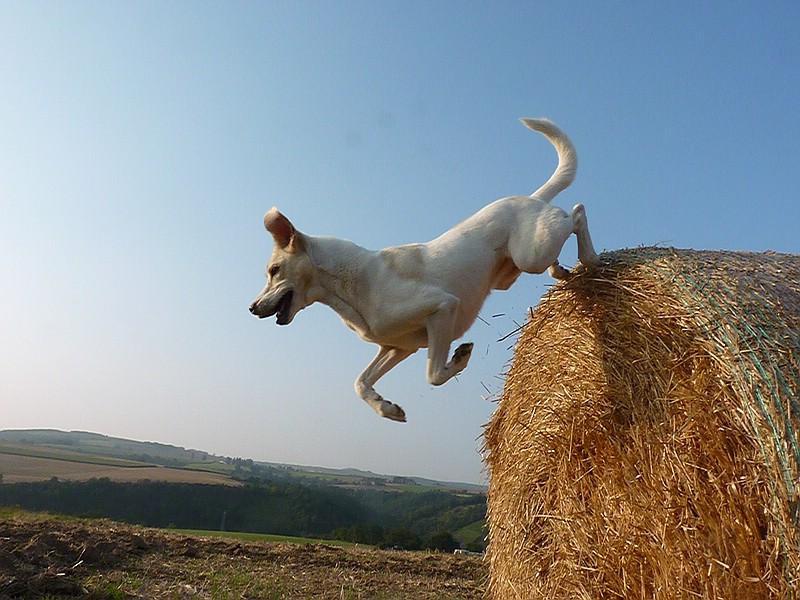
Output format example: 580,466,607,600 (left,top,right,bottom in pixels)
426,297,473,386
355,346,413,422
